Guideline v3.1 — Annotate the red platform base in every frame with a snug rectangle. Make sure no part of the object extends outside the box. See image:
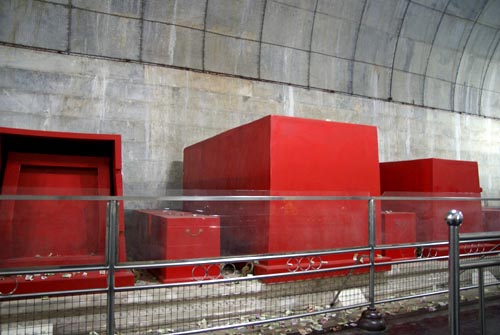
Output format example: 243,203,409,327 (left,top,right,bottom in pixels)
0,271,134,295
419,243,499,258
254,256,392,283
